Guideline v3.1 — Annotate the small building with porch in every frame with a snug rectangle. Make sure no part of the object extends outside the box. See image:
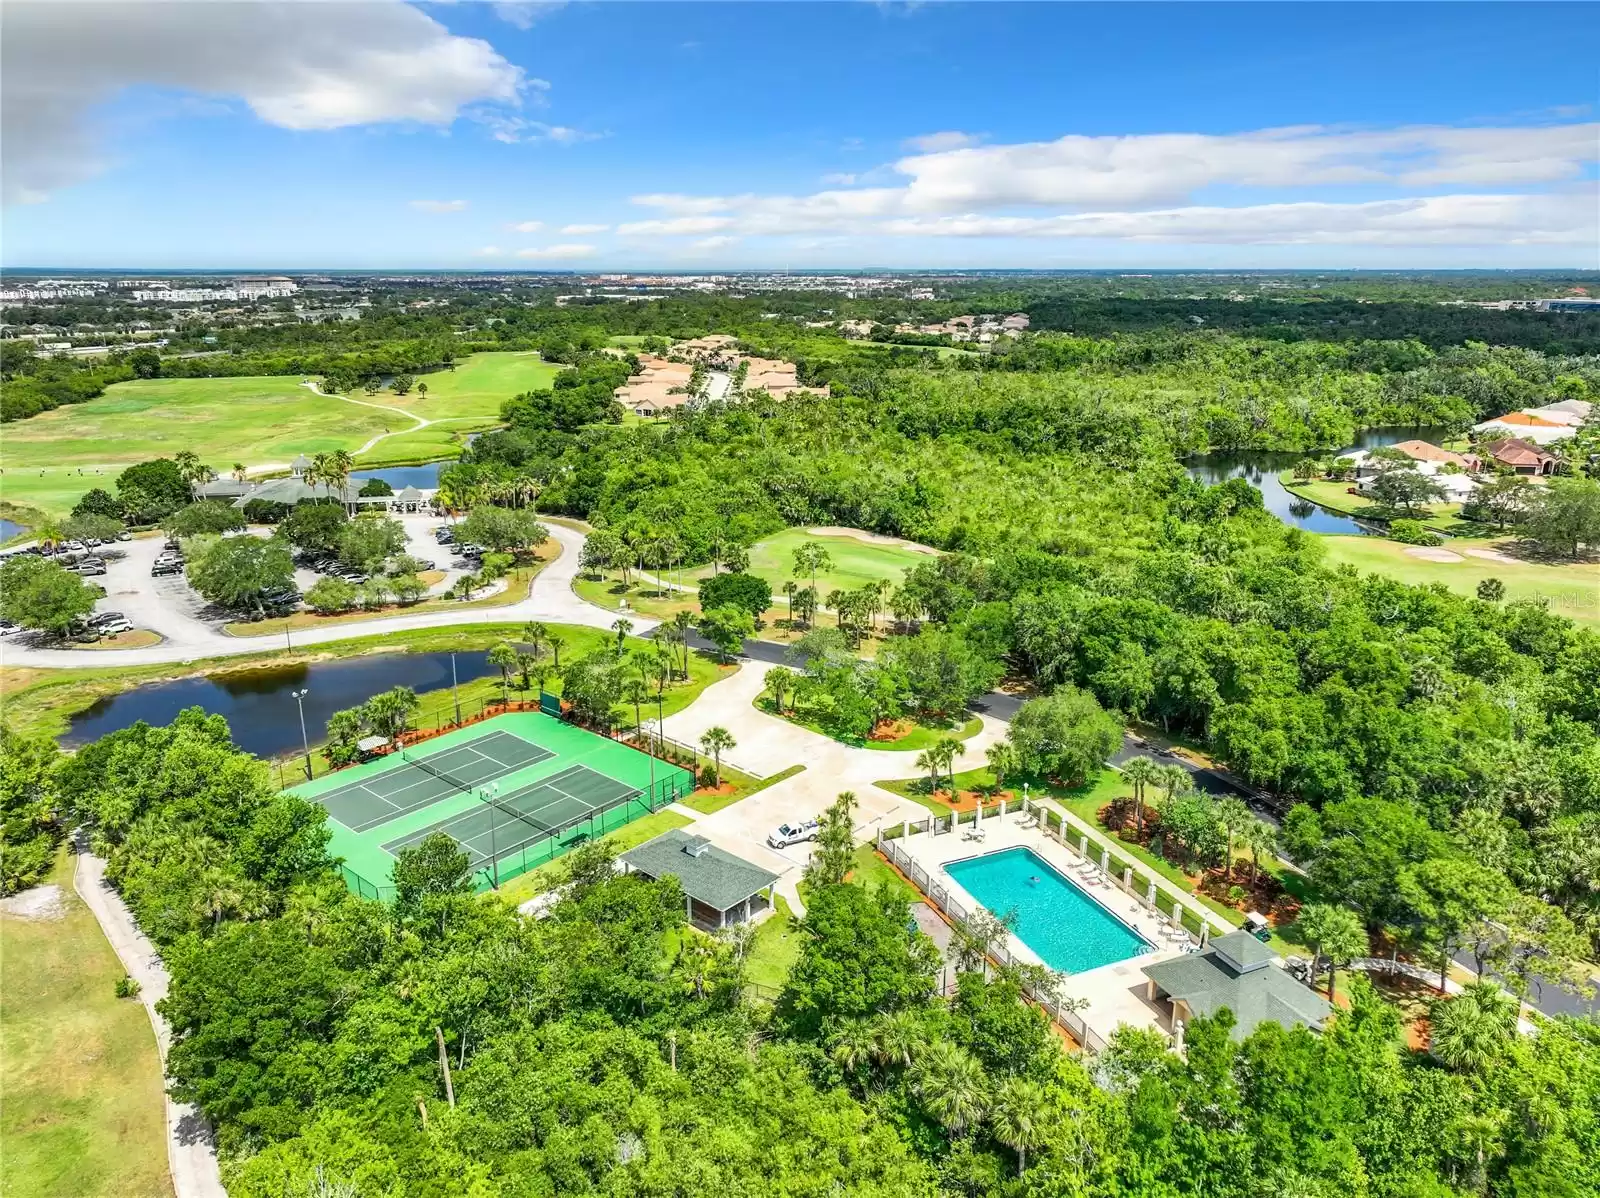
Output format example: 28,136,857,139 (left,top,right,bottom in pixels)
1141,929,1332,1040
619,829,779,930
